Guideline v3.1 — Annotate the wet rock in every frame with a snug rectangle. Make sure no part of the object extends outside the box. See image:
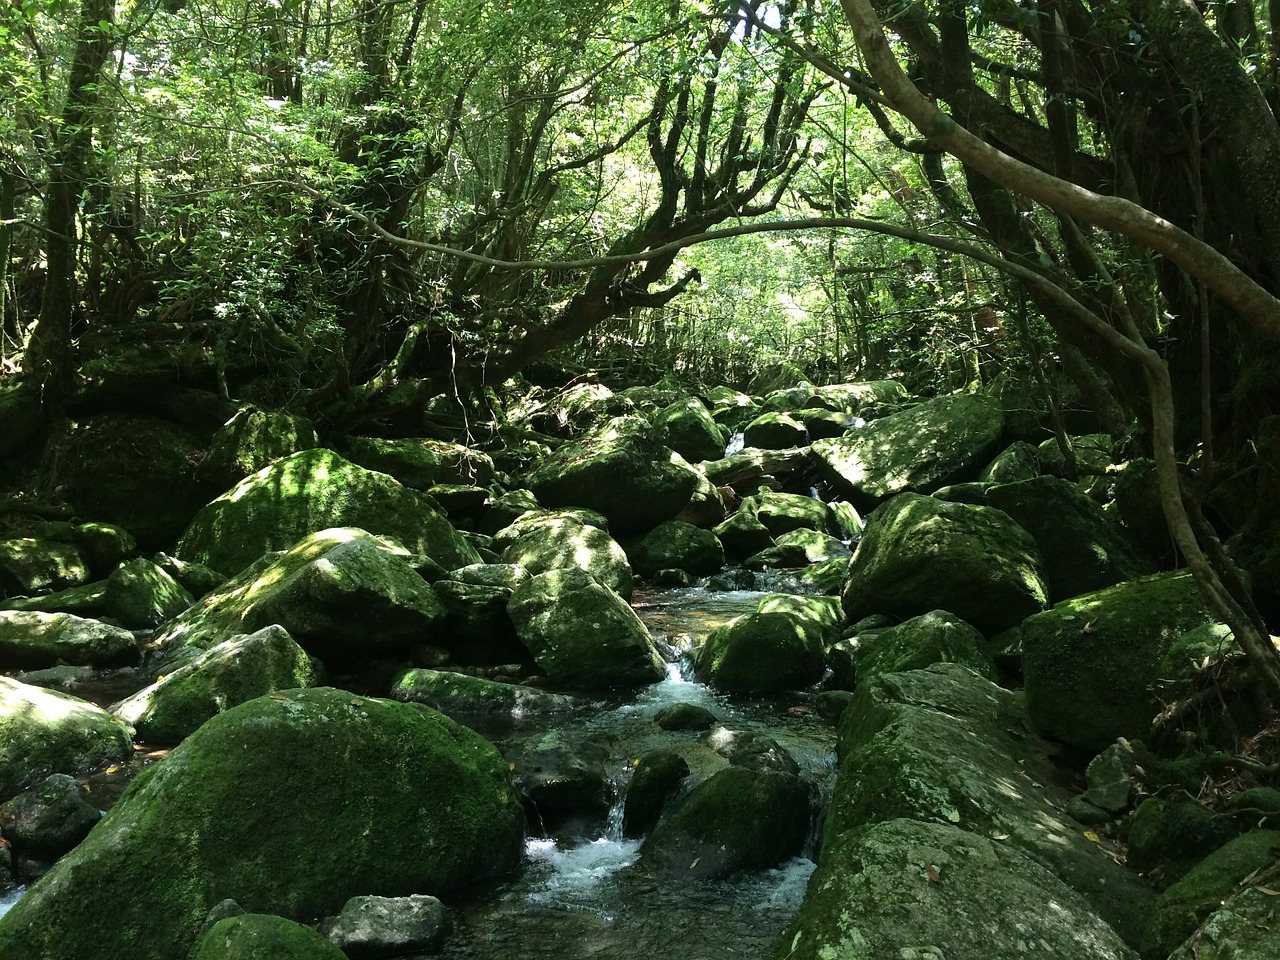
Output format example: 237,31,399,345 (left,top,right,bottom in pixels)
345,437,494,489
198,404,319,488
0,610,138,670
842,492,1048,636
770,528,848,563
707,729,800,776
508,568,664,689
704,568,759,591
525,419,700,536
0,774,101,861
0,539,90,599
0,678,133,801
191,913,347,960
852,610,993,688
827,663,1154,948
641,766,809,878
625,520,725,579
812,393,1004,507
652,568,695,587
154,528,446,670
498,513,633,600
389,668,579,717
103,557,194,628
779,818,1137,960
511,734,611,824
986,475,1156,603
1020,572,1216,752
113,625,321,743
176,448,480,577
321,894,447,959
654,702,717,731
0,689,524,959
1142,830,1280,958
815,689,854,721
623,749,690,838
